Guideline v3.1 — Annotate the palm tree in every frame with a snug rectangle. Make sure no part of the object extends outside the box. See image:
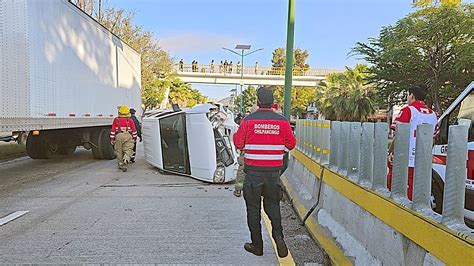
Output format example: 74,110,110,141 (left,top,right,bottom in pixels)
316,64,375,121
